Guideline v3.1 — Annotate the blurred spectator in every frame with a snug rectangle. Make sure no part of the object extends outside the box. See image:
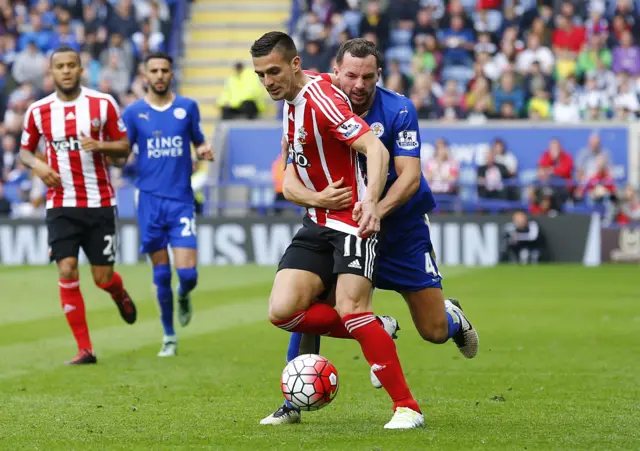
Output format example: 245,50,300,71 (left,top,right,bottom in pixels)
465,76,493,113
523,60,554,99
99,51,130,96
423,138,459,194
411,35,440,75
552,13,586,55
578,74,610,118
527,185,562,216
491,137,519,200
385,60,410,96
17,13,51,53
300,40,331,72
517,34,555,74
439,14,475,68
527,88,551,119
500,210,545,264
11,40,46,89
108,0,139,38
0,182,11,216
552,87,581,123
612,30,640,76
410,73,440,119
359,0,389,51
616,185,640,224
575,154,617,205
493,72,525,116
132,19,166,55
576,132,611,184
218,62,265,120
49,17,81,53
577,34,612,77
538,138,574,182
537,137,573,206
412,8,436,45
477,148,510,200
